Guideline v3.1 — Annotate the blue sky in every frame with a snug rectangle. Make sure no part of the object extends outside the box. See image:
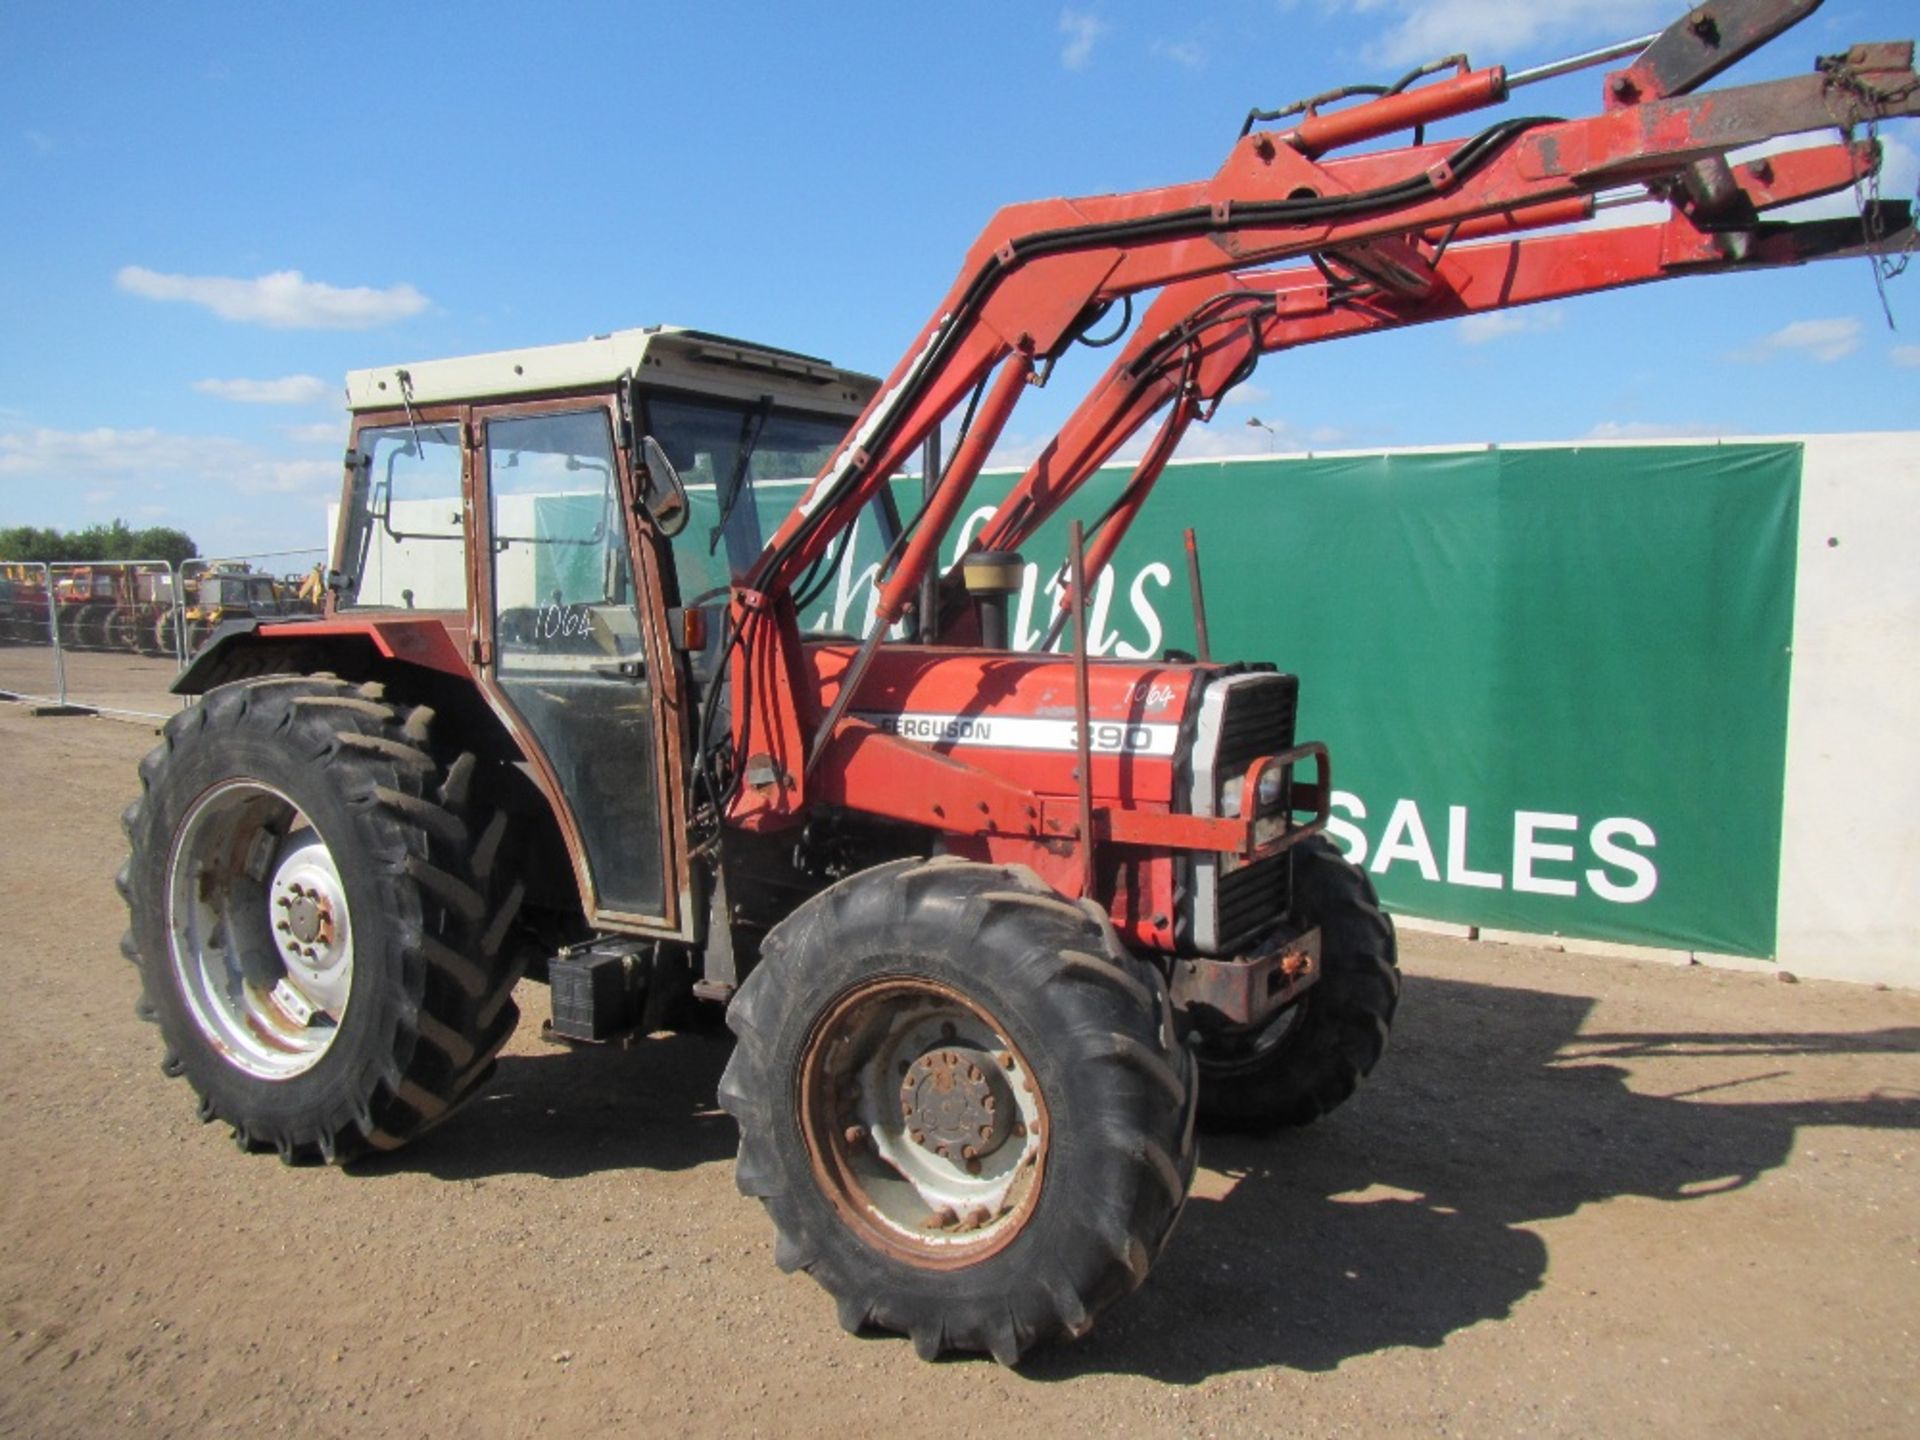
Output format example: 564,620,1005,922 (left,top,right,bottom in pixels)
3,0,1915,560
